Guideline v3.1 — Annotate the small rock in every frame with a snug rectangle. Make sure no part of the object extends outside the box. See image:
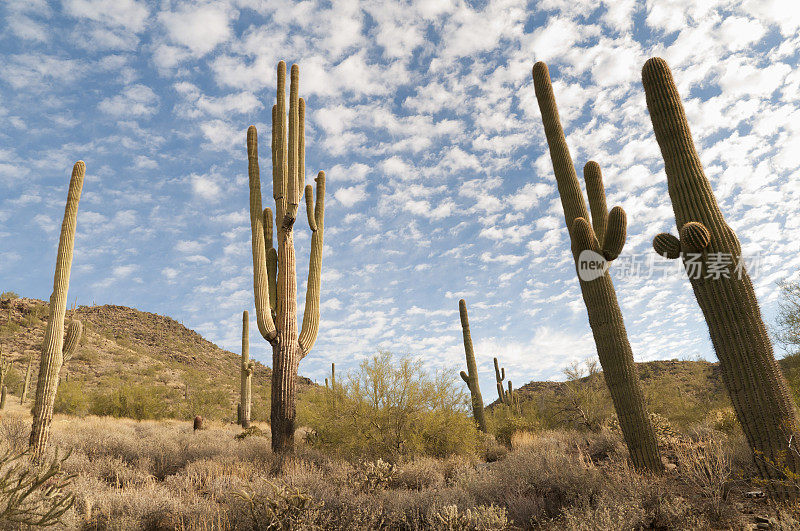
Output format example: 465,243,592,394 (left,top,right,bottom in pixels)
746,490,765,498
